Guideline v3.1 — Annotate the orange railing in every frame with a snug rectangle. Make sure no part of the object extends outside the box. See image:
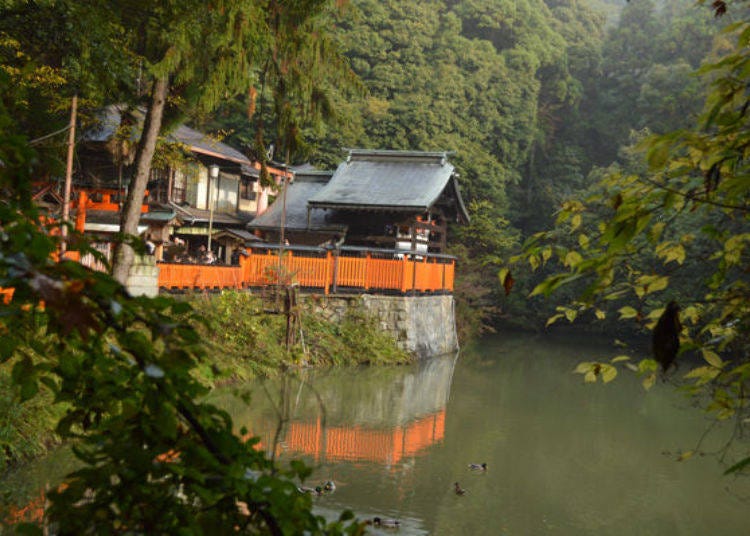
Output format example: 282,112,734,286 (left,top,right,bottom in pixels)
157,245,456,295
158,263,244,291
